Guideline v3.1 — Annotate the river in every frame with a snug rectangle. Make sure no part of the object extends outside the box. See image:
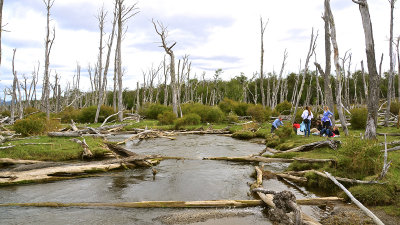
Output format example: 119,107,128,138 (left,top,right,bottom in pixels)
0,134,326,224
